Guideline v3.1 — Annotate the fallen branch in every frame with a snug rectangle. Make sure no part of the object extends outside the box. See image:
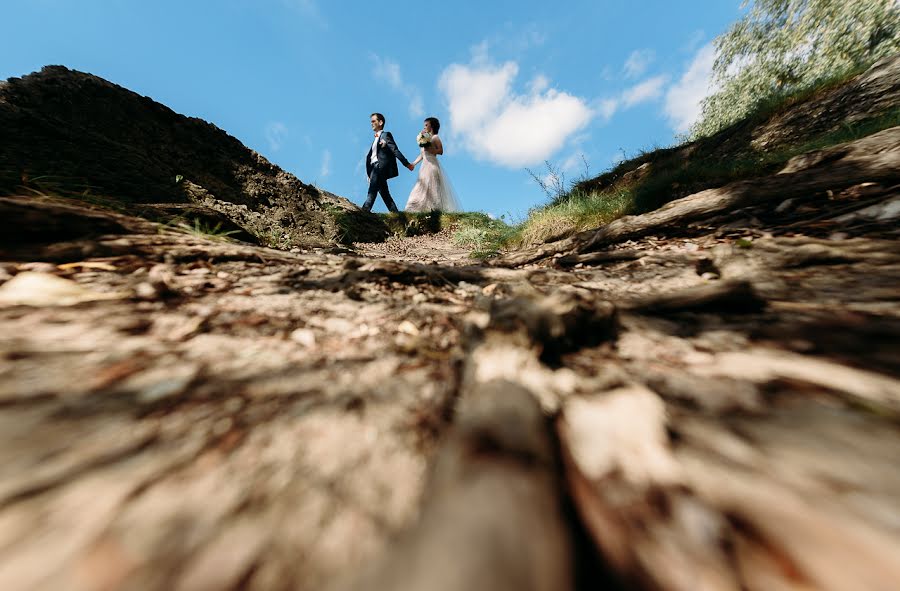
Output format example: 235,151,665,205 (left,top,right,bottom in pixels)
554,250,644,268
620,279,766,315
332,380,574,591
